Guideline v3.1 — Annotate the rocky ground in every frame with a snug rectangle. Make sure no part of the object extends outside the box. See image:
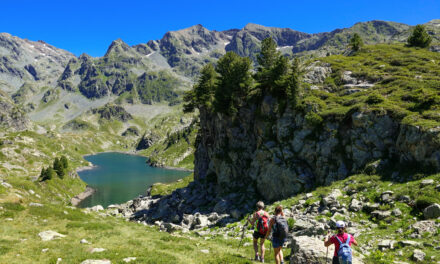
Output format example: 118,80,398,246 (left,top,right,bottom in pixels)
85,172,440,263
